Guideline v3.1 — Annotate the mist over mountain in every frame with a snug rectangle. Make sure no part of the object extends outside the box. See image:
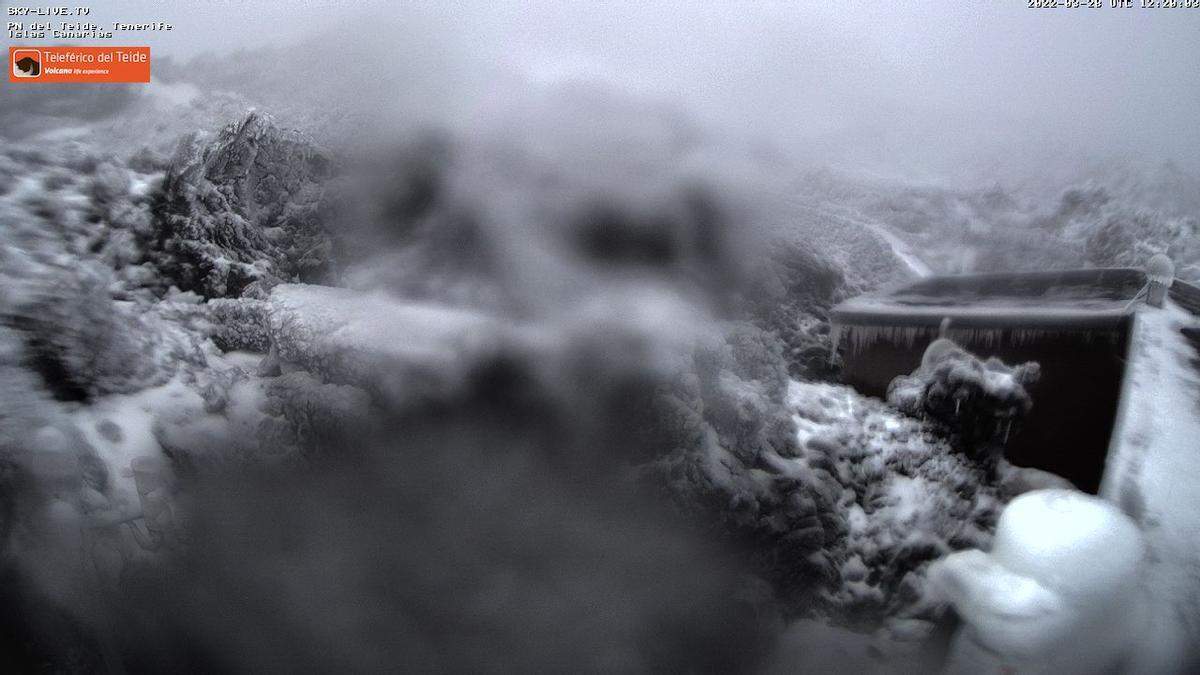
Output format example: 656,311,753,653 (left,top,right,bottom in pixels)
1,3,1198,673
